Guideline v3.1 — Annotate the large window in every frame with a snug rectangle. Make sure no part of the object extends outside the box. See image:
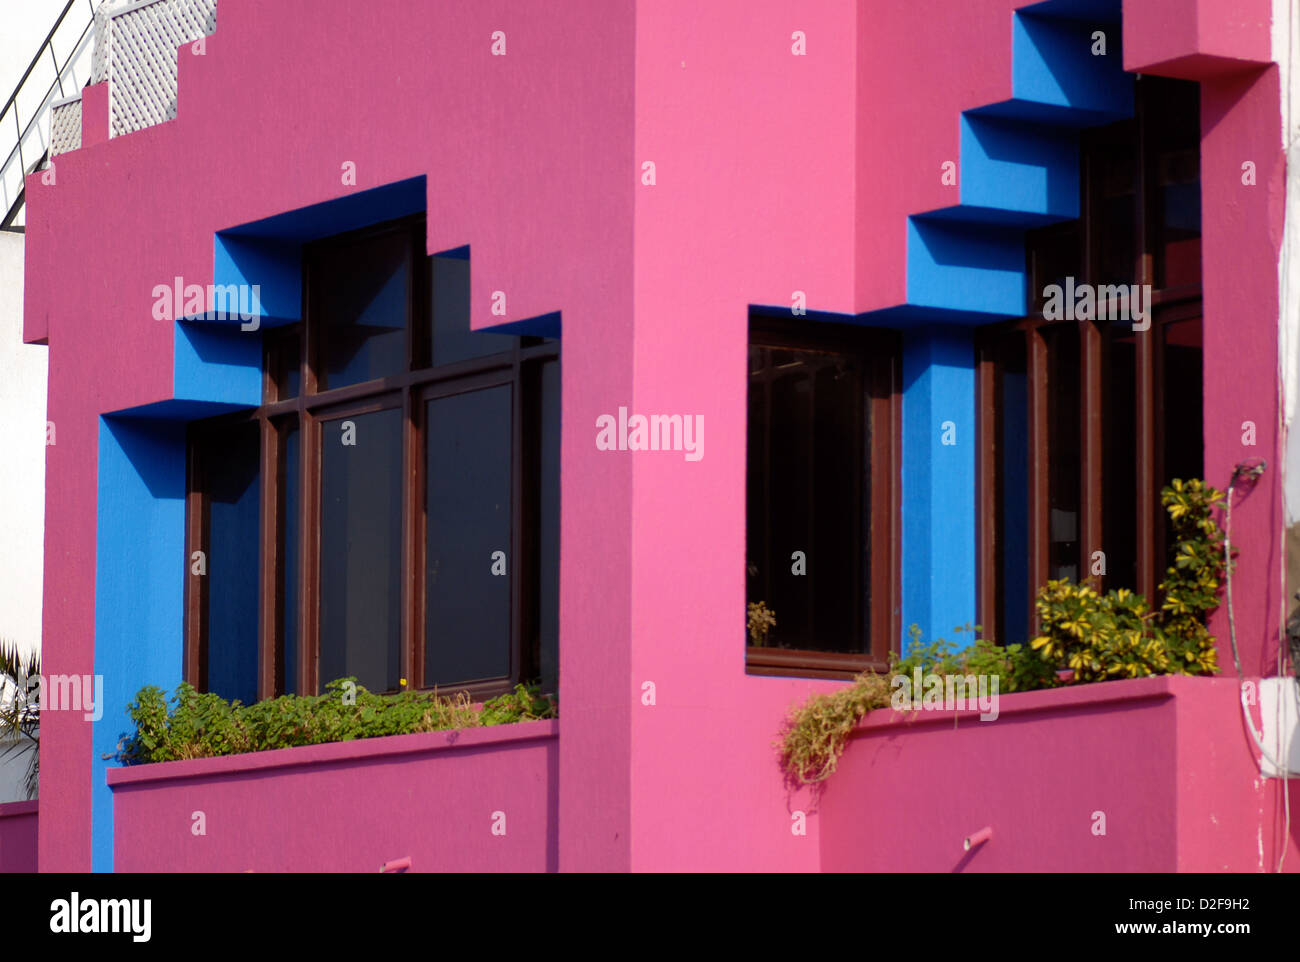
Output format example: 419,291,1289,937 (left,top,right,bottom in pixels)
185,215,560,701
976,75,1202,646
745,316,900,678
